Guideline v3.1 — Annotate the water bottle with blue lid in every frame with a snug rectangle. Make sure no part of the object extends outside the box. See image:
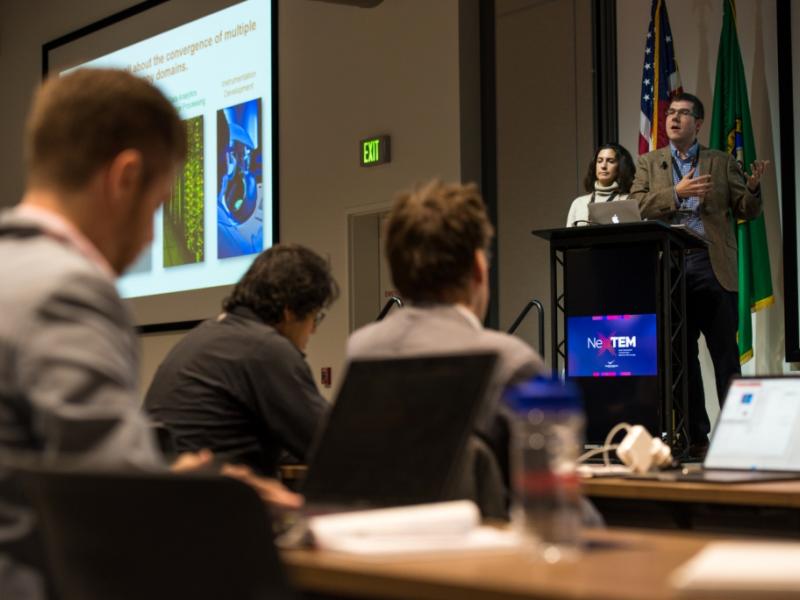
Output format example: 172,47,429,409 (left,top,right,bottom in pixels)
504,376,584,562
